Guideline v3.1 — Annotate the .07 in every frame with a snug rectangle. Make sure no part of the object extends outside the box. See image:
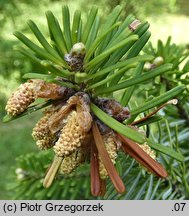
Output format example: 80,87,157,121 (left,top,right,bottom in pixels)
172,203,186,212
